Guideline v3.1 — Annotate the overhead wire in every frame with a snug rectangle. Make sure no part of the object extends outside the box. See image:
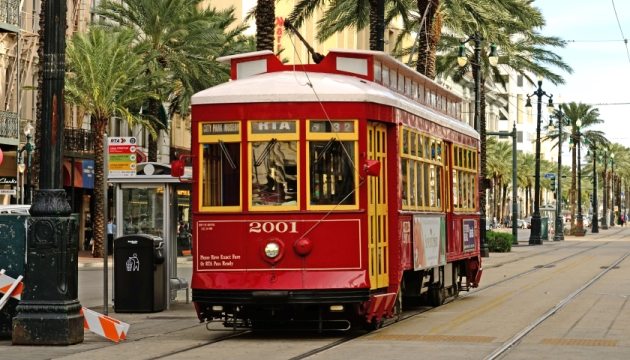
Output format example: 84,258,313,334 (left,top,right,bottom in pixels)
611,0,630,63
